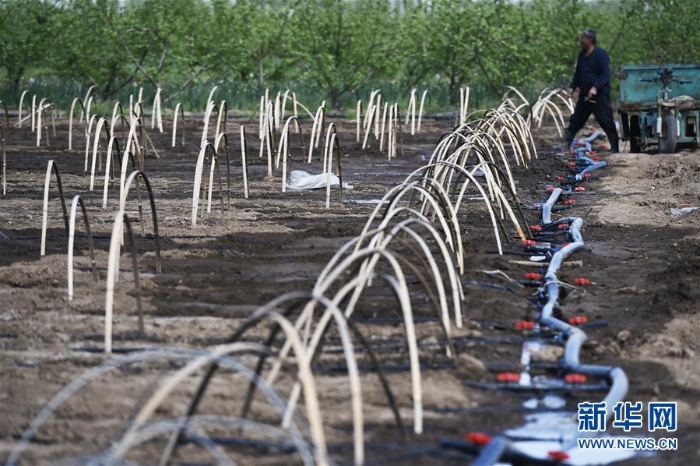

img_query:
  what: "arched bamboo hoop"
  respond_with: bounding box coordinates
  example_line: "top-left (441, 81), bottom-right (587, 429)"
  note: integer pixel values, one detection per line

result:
top-left (67, 195), bottom-right (98, 301)
top-left (40, 160), bottom-right (69, 256)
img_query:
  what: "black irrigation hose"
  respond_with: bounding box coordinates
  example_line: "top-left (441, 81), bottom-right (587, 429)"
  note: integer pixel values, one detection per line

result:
top-left (162, 290), bottom-right (409, 465)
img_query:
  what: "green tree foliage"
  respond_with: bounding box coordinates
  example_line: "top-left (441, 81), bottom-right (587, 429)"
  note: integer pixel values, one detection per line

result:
top-left (0, 0), bottom-right (697, 110)
top-left (0, 0), bottom-right (56, 95)
top-left (290, 0), bottom-right (401, 108)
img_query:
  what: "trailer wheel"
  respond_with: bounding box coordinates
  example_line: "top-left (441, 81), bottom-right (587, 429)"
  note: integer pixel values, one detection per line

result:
top-left (659, 114), bottom-right (678, 154)
top-left (630, 115), bottom-right (641, 153)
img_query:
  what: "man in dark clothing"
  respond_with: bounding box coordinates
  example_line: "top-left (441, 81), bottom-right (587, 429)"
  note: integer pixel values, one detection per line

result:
top-left (564, 29), bottom-right (620, 153)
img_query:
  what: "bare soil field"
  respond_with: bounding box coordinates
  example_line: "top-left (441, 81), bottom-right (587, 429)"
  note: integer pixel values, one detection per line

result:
top-left (0, 114), bottom-right (699, 465)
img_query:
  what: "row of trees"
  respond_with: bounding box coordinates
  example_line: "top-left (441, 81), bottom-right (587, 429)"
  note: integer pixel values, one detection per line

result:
top-left (1, 0), bottom-right (698, 110)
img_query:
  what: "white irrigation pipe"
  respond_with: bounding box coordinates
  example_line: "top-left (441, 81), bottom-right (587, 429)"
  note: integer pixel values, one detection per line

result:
top-left (379, 102), bottom-right (388, 152)
top-left (215, 100), bottom-right (227, 137)
top-left (129, 94), bottom-right (134, 124)
top-left (273, 92), bottom-right (280, 129)
top-left (106, 416), bottom-right (314, 466)
top-left (419, 160), bottom-right (507, 254)
top-left (110, 101), bottom-right (125, 135)
top-left (479, 114), bottom-right (525, 167)
top-left (103, 136), bottom-right (121, 208)
top-left (110, 342), bottom-right (316, 461)
top-left (393, 103), bottom-right (400, 157)
top-left (361, 102), bottom-right (375, 150)
top-left (535, 99), bottom-right (565, 136)
top-left (269, 247), bottom-right (422, 438)
top-left (259, 94), bottom-right (266, 140)
top-left (191, 143), bottom-right (220, 228)
top-left (120, 170), bottom-right (153, 235)
top-left (356, 99), bottom-right (362, 142)
top-left (493, 108), bottom-right (537, 162)
top-left (119, 123), bottom-right (140, 202)
top-left (30, 94), bottom-right (36, 132)
top-left (325, 133), bottom-right (337, 209)
top-left (240, 125), bottom-right (249, 198)
top-left (6, 347), bottom-right (314, 466)
top-left (206, 148), bottom-right (217, 213)
top-left (83, 114), bottom-right (99, 171)
top-left (363, 90), bottom-right (379, 138)
top-left (379, 217), bottom-right (463, 323)
top-left (89, 117), bottom-right (107, 190)
top-left (481, 111), bottom-right (529, 166)
top-left (83, 85), bottom-right (96, 121)
top-left (67, 195), bottom-right (97, 301)
top-left (265, 101), bottom-right (274, 175)
top-left (387, 104), bottom-right (394, 159)
top-left (406, 88), bottom-right (417, 135)
top-left (333, 182), bottom-right (464, 322)
top-left (234, 311), bottom-right (333, 464)
top-left (321, 123), bottom-right (337, 175)
top-left (201, 100), bottom-right (216, 148)
top-left (274, 294), bottom-right (364, 465)
top-left (151, 87), bottom-right (163, 133)
top-left (67, 198), bottom-right (80, 301)
top-left (109, 416), bottom-right (235, 466)
top-left (307, 103), bottom-right (325, 162)
top-left (40, 160), bottom-right (60, 256)
top-left (35, 98), bottom-right (46, 147)
top-left (18, 90), bottom-right (28, 128)
top-left (172, 102), bottom-right (184, 147)
top-left (135, 87), bottom-right (143, 108)
top-left (503, 86), bottom-right (529, 108)
top-left (374, 94), bottom-right (382, 138)
top-left (439, 158), bottom-right (525, 241)
top-left (460, 87), bottom-right (470, 126)
top-left (321, 247), bottom-right (422, 433)
top-left (282, 89), bottom-right (291, 122)
top-left (357, 180), bottom-right (459, 260)
top-left (467, 129), bottom-right (518, 193)
top-left (355, 219), bottom-right (460, 337)
top-left (104, 211), bottom-right (127, 355)
top-left (86, 95), bottom-right (94, 125)
top-left (278, 116), bottom-right (303, 193)
top-left (417, 90), bottom-right (428, 132)
top-left (350, 205), bottom-right (461, 326)
top-left (1, 123), bottom-right (5, 195)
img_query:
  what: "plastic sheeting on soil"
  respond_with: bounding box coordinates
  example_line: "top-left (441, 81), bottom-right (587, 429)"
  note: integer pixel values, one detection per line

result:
top-left (502, 412), bottom-right (648, 465)
top-left (285, 170), bottom-right (353, 190)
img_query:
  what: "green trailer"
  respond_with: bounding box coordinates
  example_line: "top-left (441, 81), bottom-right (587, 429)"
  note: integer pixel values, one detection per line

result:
top-left (617, 64), bottom-right (700, 153)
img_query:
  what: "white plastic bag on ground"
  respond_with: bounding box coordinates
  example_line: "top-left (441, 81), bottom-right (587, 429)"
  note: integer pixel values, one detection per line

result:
top-left (286, 170), bottom-right (353, 190)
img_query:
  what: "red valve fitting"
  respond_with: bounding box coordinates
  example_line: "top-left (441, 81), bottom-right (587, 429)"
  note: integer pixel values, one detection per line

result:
top-left (569, 316), bottom-right (589, 325)
top-left (548, 451), bottom-right (571, 461)
top-left (466, 432), bottom-right (492, 446)
top-left (497, 372), bottom-right (521, 383)
top-left (564, 373), bottom-right (587, 384)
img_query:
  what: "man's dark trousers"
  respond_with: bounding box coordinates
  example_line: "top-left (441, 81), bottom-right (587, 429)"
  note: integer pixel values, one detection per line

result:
top-left (564, 91), bottom-right (619, 152)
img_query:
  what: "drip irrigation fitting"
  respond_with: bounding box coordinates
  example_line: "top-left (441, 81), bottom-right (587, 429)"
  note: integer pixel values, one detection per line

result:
top-left (568, 130), bottom-right (604, 153)
top-left (575, 161), bottom-right (607, 180)
top-left (470, 147), bottom-right (628, 464)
